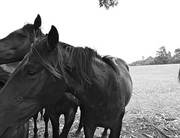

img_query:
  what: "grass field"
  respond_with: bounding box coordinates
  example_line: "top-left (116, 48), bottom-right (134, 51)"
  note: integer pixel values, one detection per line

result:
top-left (28, 64), bottom-right (180, 138)
top-left (126, 64), bottom-right (180, 138)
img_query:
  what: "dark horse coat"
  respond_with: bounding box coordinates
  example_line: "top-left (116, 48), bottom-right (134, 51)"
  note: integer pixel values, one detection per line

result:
top-left (0, 26), bottom-right (132, 138)
top-left (0, 66), bottom-right (29, 138)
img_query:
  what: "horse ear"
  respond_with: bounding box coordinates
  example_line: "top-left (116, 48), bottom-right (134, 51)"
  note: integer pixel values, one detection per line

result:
top-left (47, 25), bottom-right (59, 51)
top-left (33, 14), bottom-right (41, 30)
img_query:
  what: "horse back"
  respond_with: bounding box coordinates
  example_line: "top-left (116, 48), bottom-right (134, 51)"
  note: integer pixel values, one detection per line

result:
top-left (101, 56), bottom-right (132, 106)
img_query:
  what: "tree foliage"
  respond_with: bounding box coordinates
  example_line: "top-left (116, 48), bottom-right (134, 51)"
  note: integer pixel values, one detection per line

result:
top-left (155, 46), bottom-right (169, 64)
top-left (174, 48), bottom-right (180, 58)
top-left (99, 0), bottom-right (118, 9)
top-left (130, 46), bottom-right (180, 66)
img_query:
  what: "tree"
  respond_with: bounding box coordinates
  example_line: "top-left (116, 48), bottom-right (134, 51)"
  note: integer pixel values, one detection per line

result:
top-left (155, 46), bottom-right (168, 64)
top-left (141, 56), bottom-right (145, 60)
top-left (174, 48), bottom-right (180, 58)
top-left (156, 46), bottom-right (168, 57)
top-left (171, 48), bottom-right (180, 63)
top-left (130, 46), bottom-right (180, 66)
top-left (167, 51), bottom-right (171, 58)
top-left (99, 0), bottom-right (118, 9)
top-left (144, 56), bottom-right (155, 65)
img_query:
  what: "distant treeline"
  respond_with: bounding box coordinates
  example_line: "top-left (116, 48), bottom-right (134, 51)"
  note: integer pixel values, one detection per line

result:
top-left (130, 46), bottom-right (180, 66)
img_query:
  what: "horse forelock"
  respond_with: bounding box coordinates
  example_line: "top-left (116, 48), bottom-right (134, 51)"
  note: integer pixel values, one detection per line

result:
top-left (30, 38), bottom-right (65, 80)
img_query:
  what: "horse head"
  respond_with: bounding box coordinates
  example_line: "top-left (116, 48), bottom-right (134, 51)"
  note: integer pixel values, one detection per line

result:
top-left (0, 26), bottom-right (67, 136)
top-left (0, 14), bottom-right (44, 64)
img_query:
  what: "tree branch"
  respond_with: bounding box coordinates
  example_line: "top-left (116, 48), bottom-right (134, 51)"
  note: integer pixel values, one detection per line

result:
top-left (99, 0), bottom-right (118, 9)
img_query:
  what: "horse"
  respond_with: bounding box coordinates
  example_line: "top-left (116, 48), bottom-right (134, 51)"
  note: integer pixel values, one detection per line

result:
top-left (0, 14), bottom-right (109, 138)
top-left (0, 14), bottom-right (87, 138)
top-left (0, 66), bottom-right (29, 138)
top-left (0, 25), bottom-right (132, 138)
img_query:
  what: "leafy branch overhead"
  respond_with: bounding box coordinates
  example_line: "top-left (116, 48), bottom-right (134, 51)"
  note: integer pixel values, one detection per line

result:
top-left (99, 0), bottom-right (118, 9)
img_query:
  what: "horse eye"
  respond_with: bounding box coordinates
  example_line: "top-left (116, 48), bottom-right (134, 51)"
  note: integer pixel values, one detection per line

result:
top-left (24, 68), bottom-right (37, 78)
top-left (26, 70), bottom-right (36, 76)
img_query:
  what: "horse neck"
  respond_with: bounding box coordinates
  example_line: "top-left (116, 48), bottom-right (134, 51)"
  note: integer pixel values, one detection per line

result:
top-left (57, 44), bottom-right (107, 106)
top-left (64, 58), bottom-right (109, 107)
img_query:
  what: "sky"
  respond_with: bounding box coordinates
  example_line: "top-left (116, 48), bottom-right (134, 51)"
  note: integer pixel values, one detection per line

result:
top-left (0, 0), bottom-right (180, 63)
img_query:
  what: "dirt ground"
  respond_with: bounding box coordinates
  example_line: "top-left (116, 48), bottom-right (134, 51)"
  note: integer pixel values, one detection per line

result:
top-left (28, 108), bottom-right (180, 138)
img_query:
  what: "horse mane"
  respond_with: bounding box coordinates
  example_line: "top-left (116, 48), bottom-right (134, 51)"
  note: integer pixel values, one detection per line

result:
top-left (32, 36), bottom-right (65, 80)
top-left (60, 44), bottom-right (101, 87)
top-left (60, 41), bottom-right (74, 49)
top-left (72, 47), bottom-right (99, 85)
top-left (32, 37), bottom-right (101, 88)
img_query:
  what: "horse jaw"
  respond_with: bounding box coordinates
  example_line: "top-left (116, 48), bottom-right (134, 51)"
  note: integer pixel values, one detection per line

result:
top-left (0, 40), bottom-right (28, 64)
top-left (0, 99), bottom-right (42, 137)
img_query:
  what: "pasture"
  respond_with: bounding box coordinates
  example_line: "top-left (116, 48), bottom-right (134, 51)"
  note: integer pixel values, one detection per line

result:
top-left (14, 64), bottom-right (180, 137)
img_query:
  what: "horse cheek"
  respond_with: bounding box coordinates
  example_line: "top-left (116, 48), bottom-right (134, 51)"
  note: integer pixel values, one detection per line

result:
top-left (37, 76), bottom-right (66, 105)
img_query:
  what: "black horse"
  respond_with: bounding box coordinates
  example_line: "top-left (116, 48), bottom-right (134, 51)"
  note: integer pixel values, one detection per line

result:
top-left (0, 14), bottom-right (109, 138)
top-left (0, 14), bottom-right (85, 138)
top-left (0, 26), bottom-right (132, 138)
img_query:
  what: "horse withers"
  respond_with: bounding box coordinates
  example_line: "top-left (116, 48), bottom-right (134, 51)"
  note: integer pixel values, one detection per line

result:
top-left (0, 26), bottom-right (132, 138)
